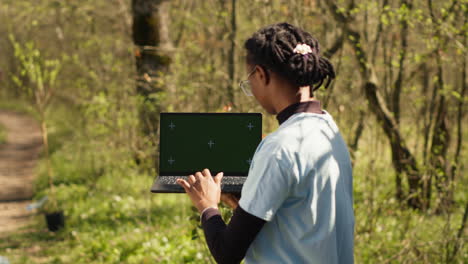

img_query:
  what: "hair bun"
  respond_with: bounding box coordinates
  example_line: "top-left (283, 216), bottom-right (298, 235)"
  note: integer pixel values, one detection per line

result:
top-left (286, 52), bottom-right (322, 87)
top-left (244, 23), bottom-right (336, 93)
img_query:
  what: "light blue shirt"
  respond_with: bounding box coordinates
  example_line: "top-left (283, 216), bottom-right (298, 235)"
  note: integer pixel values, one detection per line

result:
top-left (239, 112), bottom-right (354, 264)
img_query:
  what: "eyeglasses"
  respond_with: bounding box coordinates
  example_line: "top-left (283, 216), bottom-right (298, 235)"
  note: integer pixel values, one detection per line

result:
top-left (239, 67), bottom-right (256, 97)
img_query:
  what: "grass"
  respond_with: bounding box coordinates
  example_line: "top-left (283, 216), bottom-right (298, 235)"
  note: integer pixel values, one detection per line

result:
top-left (0, 99), bottom-right (219, 263)
top-left (350, 122), bottom-right (468, 264)
top-left (0, 99), bottom-right (466, 263)
top-left (0, 123), bottom-right (6, 144)
top-left (0, 98), bottom-right (39, 119)
top-left (1, 151), bottom-right (218, 263)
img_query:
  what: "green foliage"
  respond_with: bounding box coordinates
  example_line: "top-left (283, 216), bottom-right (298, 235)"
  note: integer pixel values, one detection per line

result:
top-left (9, 35), bottom-right (61, 114)
top-left (0, 0), bottom-right (466, 263)
top-left (352, 140), bottom-right (467, 263)
top-left (9, 33), bottom-right (64, 212)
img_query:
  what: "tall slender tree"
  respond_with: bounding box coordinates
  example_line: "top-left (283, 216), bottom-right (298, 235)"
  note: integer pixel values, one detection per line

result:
top-left (325, 0), bottom-right (424, 209)
top-left (131, 0), bottom-right (172, 138)
top-left (227, 0), bottom-right (236, 107)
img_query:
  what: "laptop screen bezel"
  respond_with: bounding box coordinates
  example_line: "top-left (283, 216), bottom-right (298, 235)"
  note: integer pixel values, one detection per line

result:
top-left (158, 112), bottom-right (262, 176)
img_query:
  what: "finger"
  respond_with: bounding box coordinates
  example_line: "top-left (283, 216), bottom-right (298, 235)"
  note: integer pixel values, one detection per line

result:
top-left (188, 175), bottom-right (196, 185)
top-left (202, 168), bottom-right (211, 178)
top-left (176, 179), bottom-right (191, 192)
top-left (214, 172), bottom-right (224, 186)
top-left (194, 172), bottom-right (204, 181)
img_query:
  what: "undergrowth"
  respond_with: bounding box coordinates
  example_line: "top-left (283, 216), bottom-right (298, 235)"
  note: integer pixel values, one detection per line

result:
top-left (0, 99), bottom-right (466, 263)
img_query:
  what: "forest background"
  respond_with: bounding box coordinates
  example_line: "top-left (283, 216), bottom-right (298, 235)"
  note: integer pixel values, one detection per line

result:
top-left (0, 0), bottom-right (466, 263)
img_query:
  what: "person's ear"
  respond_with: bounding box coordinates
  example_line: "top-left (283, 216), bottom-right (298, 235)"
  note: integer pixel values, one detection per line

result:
top-left (255, 65), bottom-right (270, 85)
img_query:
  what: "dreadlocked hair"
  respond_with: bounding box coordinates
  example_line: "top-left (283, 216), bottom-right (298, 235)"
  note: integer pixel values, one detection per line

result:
top-left (244, 22), bottom-right (335, 94)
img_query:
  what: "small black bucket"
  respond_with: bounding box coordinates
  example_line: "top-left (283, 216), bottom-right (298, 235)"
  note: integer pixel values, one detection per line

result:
top-left (45, 211), bottom-right (65, 232)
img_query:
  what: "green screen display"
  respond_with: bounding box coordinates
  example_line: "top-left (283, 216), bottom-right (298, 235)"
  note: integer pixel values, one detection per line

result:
top-left (159, 113), bottom-right (262, 176)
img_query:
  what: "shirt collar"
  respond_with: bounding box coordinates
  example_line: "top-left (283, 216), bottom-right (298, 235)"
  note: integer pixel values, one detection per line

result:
top-left (276, 100), bottom-right (323, 125)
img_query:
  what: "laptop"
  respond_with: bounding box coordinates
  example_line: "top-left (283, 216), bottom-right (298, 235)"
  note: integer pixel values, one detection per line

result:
top-left (150, 112), bottom-right (262, 193)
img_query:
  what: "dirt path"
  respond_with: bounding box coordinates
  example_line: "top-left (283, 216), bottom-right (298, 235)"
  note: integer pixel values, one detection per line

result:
top-left (0, 110), bottom-right (42, 234)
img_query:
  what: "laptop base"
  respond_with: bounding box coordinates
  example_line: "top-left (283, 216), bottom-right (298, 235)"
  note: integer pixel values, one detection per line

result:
top-left (151, 176), bottom-right (245, 194)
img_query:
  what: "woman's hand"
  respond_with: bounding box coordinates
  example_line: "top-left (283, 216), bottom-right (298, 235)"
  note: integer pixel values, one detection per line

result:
top-left (177, 168), bottom-right (223, 213)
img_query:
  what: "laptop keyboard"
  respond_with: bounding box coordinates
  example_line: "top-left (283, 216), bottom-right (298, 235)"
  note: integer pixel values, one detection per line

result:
top-left (153, 176), bottom-right (245, 193)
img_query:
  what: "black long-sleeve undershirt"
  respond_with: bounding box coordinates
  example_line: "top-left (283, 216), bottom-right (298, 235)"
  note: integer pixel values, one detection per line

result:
top-left (201, 207), bottom-right (266, 264)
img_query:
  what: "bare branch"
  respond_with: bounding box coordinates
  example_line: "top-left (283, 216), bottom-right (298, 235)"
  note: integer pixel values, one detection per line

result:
top-left (323, 33), bottom-right (345, 59)
top-left (325, 0), bottom-right (424, 209)
top-left (392, 0), bottom-right (412, 124)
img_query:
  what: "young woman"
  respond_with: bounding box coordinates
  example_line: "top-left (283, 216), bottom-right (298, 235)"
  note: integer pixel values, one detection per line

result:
top-left (177, 22), bottom-right (354, 264)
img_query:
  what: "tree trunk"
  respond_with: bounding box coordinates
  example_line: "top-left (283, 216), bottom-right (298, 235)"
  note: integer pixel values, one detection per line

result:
top-left (419, 63), bottom-right (432, 206)
top-left (392, 0), bottom-right (411, 124)
top-left (131, 0), bottom-right (172, 137)
top-left (325, 1), bottom-right (425, 209)
top-left (451, 10), bottom-right (467, 191)
top-left (427, 0), bottom-right (453, 213)
top-left (40, 116), bottom-right (57, 210)
top-left (227, 0), bottom-right (236, 106)
top-left (431, 55), bottom-right (451, 213)
top-left (371, 0), bottom-right (389, 64)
